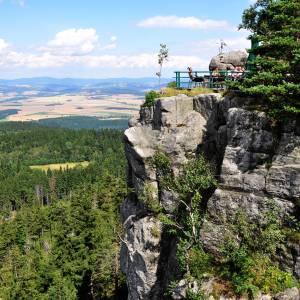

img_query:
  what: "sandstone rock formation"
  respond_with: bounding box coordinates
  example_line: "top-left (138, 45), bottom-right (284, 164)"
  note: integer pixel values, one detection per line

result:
top-left (120, 93), bottom-right (300, 300)
top-left (209, 51), bottom-right (248, 70)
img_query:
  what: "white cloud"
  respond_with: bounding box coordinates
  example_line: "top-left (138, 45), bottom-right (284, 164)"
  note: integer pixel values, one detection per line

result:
top-left (0, 51), bottom-right (71, 68)
top-left (137, 15), bottom-right (231, 30)
top-left (0, 48), bottom-right (206, 70)
top-left (188, 37), bottom-right (250, 60)
top-left (198, 37), bottom-right (250, 51)
top-left (99, 36), bottom-right (117, 51)
top-left (73, 53), bottom-right (206, 70)
top-left (41, 28), bottom-right (99, 56)
top-left (110, 36), bottom-right (117, 42)
top-left (0, 38), bottom-right (9, 53)
top-left (0, 30), bottom-right (209, 73)
top-left (225, 37), bottom-right (251, 50)
top-left (99, 43), bottom-right (117, 51)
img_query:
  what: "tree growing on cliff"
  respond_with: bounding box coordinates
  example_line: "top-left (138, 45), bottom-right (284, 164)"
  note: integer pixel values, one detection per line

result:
top-left (156, 44), bottom-right (169, 86)
top-left (232, 0), bottom-right (300, 119)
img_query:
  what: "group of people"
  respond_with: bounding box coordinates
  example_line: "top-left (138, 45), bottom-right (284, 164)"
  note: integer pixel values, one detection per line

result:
top-left (186, 64), bottom-right (245, 89)
top-left (231, 65), bottom-right (245, 79)
top-left (211, 65), bottom-right (245, 79)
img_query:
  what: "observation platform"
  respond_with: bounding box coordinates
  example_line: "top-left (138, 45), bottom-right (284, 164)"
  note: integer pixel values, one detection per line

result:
top-left (174, 70), bottom-right (246, 90)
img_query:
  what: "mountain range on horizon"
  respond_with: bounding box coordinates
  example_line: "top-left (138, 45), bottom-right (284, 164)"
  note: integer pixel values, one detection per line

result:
top-left (0, 76), bottom-right (172, 85)
top-left (0, 76), bottom-right (172, 98)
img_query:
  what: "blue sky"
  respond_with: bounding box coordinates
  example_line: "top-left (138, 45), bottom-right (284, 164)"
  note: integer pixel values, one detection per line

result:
top-left (0, 0), bottom-right (254, 78)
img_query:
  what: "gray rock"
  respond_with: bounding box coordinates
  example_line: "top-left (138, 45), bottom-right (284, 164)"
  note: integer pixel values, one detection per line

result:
top-left (193, 93), bottom-right (222, 119)
top-left (120, 92), bottom-right (300, 299)
top-left (171, 279), bottom-right (199, 300)
top-left (140, 106), bottom-right (154, 125)
top-left (154, 95), bottom-right (193, 128)
top-left (278, 241), bottom-right (300, 280)
top-left (120, 193), bottom-right (146, 222)
top-left (128, 116), bottom-right (139, 127)
top-left (273, 288), bottom-right (300, 300)
top-left (160, 189), bottom-right (179, 213)
top-left (121, 215), bottom-right (162, 300)
top-left (209, 50), bottom-right (248, 70)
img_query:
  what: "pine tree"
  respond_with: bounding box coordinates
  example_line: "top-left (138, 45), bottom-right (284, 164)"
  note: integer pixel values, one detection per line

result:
top-left (232, 0), bottom-right (300, 119)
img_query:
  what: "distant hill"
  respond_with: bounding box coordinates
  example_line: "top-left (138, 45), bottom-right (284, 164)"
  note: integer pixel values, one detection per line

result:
top-left (0, 109), bottom-right (20, 120)
top-left (37, 116), bottom-right (129, 130)
top-left (0, 76), bottom-right (171, 85)
top-left (0, 117), bottom-right (129, 130)
top-left (0, 77), bottom-right (172, 96)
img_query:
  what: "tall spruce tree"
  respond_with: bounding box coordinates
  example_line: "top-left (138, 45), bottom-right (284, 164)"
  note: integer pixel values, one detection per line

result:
top-left (233, 0), bottom-right (300, 119)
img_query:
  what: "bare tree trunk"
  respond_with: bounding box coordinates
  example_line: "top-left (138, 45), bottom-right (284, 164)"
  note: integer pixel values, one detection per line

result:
top-left (159, 64), bottom-right (162, 86)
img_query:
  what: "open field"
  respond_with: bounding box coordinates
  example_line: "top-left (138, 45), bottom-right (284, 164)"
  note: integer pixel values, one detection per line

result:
top-left (30, 161), bottom-right (90, 171)
top-left (0, 93), bottom-right (143, 121)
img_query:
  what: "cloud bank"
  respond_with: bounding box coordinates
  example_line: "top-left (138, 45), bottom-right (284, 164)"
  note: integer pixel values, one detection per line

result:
top-left (40, 28), bottom-right (99, 56)
top-left (137, 15), bottom-right (231, 30)
top-left (0, 49), bottom-right (206, 70)
top-left (0, 26), bottom-right (250, 77)
top-left (0, 28), bottom-right (208, 71)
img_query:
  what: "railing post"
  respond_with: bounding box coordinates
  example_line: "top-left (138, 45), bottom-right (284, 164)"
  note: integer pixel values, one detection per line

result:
top-left (209, 71), bottom-right (213, 89)
top-left (175, 72), bottom-right (179, 88)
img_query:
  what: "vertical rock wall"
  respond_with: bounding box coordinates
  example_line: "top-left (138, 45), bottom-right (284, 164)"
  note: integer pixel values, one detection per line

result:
top-left (120, 93), bottom-right (300, 300)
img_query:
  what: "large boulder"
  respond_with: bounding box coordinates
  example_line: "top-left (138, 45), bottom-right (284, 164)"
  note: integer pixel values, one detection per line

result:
top-left (209, 50), bottom-right (248, 70)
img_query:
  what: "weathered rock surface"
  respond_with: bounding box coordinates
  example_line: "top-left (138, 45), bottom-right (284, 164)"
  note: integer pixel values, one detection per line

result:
top-left (209, 50), bottom-right (248, 70)
top-left (273, 288), bottom-right (300, 300)
top-left (120, 93), bottom-right (300, 300)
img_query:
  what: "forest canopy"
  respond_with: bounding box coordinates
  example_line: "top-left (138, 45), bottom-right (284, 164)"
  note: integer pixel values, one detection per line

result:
top-left (0, 122), bottom-right (128, 299)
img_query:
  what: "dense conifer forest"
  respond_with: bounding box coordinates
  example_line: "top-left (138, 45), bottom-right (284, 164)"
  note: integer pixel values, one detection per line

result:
top-left (0, 122), bottom-right (128, 299)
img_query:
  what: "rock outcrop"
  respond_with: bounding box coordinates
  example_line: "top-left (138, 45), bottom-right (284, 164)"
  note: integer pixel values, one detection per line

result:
top-left (120, 93), bottom-right (300, 300)
top-left (209, 51), bottom-right (248, 70)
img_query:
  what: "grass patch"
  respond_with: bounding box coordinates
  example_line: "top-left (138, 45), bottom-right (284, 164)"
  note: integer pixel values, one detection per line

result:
top-left (30, 161), bottom-right (89, 172)
top-left (161, 87), bottom-right (216, 97)
top-left (142, 87), bottom-right (218, 107)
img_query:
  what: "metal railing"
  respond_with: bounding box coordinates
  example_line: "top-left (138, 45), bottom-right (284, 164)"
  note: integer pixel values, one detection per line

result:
top-left (174, 70), bottom-right (246, 89)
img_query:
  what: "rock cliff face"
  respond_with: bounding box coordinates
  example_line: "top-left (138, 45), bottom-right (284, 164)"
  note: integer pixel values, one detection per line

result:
top-left (120, 93), bottom-right (300, 300)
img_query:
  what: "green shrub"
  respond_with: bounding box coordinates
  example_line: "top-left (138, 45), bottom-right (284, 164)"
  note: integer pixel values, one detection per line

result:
top-left (142, 90), bottom-right (160, 107)
top-left (186, 289), bottom-right (205, 300)
top-left (172, 156), bottom-right (217, 198)
top-left (167, 81), bottom-right (177, 88)
top-left (140, 183), bottom-right (161, 214)
top-left (284, 215), bottom-right (300, 243)
top-left (285, 229), bottom-right (300, 244)
top-left (151, 151), bottom-right (172, 175)
top-left (260, 265), bottom-right (297, 294)
top-left (157, 155), bottom-right (218, 283)
top-left (220, 203), bottom-right (298, 297)
top-left (187, 246), bottom-right (213, 280)
top-left (221, 249), bottom-right (297, 297)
